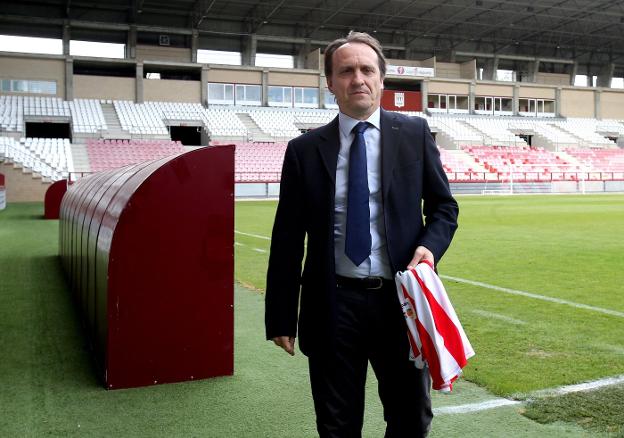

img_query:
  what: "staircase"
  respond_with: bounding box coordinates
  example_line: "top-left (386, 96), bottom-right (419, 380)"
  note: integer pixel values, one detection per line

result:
top-left (101, 103), bottom-right (131, 139)
top-left (235, 113), bottom-right (274, 142)
top-left (70, 143), bottom-right (91, 173)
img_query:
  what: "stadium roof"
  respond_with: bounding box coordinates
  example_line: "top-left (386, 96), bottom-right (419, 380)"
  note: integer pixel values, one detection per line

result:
top-left (1, 0), bottom-right (623, 74)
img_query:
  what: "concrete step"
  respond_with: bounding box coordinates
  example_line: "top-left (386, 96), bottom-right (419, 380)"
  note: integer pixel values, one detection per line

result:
top-left (101, 103), bottom-right (130, 138)
top-left (235, 113), bottom-right (274, 142)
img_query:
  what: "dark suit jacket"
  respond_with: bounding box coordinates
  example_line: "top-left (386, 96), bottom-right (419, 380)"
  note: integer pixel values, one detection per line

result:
top-left (265, 109), bottom-right (459, 356)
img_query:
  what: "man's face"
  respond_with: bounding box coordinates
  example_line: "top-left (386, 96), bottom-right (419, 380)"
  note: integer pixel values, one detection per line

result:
top-left (327, 42), bottom-right (384, 120)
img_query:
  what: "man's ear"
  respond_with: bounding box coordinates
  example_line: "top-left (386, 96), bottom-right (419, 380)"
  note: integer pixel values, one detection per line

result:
top-left (326, 77), bottom-right (334, 93)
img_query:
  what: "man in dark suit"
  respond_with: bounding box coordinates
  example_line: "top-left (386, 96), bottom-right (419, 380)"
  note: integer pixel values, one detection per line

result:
top-left (265, 31), bottom-right (459, 437)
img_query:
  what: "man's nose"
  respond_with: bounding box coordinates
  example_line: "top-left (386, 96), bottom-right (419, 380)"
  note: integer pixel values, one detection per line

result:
top-left (352, 70), bottom-right (365, 84)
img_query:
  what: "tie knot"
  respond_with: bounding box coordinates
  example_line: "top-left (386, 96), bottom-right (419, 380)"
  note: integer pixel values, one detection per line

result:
top-left (353, 121), bottom-right (369, 135)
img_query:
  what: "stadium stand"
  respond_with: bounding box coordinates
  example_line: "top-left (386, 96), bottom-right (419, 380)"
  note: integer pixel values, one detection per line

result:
top-left (0, 136), bottom-right (70, 180)
top-left (234, 142), bottom-right (286, 182)
top-left (555, 118), bottom-right (617, 149)
top-left (0, 95), bottom-right (24, 132)
top-left (69, 99), bottom-right (107, 134)
top-left (247, 108), bottom-right (336, 140)
top-left (462, 145), bottom-right (582, 182)
top-left (1, 95), bottom-right (107, 134)
top-left (427, 116), bottom-right (484, 148)
top-left (86, 139), bottom-right (185, 172)
top-left (565, 148), bottom-right (624, 173)
top-left (3, 93), bottom-right (624, 188)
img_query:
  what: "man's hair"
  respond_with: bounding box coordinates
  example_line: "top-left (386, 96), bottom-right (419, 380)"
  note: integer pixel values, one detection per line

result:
top-left (324, 31), bottom-right (387, 78)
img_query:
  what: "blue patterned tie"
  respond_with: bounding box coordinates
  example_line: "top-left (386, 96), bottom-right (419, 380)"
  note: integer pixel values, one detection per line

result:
top-left (345, 121), bottom-right (371, 266)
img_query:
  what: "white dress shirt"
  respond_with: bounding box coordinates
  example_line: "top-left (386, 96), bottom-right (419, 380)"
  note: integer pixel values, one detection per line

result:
top-left (334, 108), bottom-right (393, 279)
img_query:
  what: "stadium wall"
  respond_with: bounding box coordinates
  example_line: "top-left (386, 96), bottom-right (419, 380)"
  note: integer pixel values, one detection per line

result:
top-left (144, 79), bottom-right (201, 102)
top-left (560, 88), bottom-right (595, 117)
top-left (600, 91), bottom-right (624, 119)
top-left (475, 83), bottom-right (514, 97)
top-left (207, 68), bottom-right (262, 85)
top-left (0, 54), bottom-right (65, 98)
top-left (4, 53), bottom-right (624, 119)
top-left (518, 86), bottom-right (556, 99)
top-left (136, 45), bottom-right (192, 63)
top-left (1, 161), bottom-right (50, 202)
top-left (305, 48), bottom-right (321, 70)
top-left (435, 62), bottom-right (463, 79)
top-left (233, 181), bottom-right (624, 198)
top-left (74, 75), bottom-right (136, 100)
top-left (460, 60), bottom-right (477, 80)
top-left (428, 80), bottom-right (470, 95)
top-left (535, 73), bottom-right (569, 86)
top-left (268, 71), bottom-right (318, 87)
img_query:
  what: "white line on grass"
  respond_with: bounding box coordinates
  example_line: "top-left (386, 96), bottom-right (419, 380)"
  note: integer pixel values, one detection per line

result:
top-left (234, 241), bottom-right (266, 253)
top-left (469, 309), bottom-right (527, 325)
top-left (435, 374), bottom-right (624, 415)
top-left (433, 398), bottom-right (521, 415)
top-left (441, 275), bottom-right (624, 319)
top-left (529, 374), bottom-right (624, 398)
top-left (235, 230), bottom-right (271, 240)
top-left (593, 344), bottom-right (624, 355)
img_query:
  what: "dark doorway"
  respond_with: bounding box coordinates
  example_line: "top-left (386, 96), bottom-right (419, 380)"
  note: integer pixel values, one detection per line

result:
top-left (25, 122), bottom-right (71, 140)
top-left (170, 126), bottom-right (202, 146)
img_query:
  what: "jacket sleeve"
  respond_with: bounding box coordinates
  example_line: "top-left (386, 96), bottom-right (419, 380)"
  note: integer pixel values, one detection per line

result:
top-left (265, 141), bottom-right (307, 340)
top-left (417, 119), bottom-right (459, 263)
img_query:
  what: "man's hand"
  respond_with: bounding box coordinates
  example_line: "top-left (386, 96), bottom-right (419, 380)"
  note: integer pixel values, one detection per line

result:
top-left (272, 336), bottom-right (296, 356)
top-left (407, 245), bottom-right (435, 270)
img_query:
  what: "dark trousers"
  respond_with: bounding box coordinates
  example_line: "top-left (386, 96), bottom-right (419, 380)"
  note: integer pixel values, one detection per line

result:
top-left (308, 283), bottom-right (433, 438)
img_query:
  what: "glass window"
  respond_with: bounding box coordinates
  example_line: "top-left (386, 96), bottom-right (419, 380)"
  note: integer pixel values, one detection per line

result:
top-left (324, 90), bottom-right (337, 108)
top-left (268, 86), bottom-right (292, 107)
top-left (294, 87), bottom-right (318, 108)
top-left (209, 83), bottom-right (224, 100)
top-left (235, 84), bottom-right (261, 105)
top-left (224, 84), bottom-right (233, 101)
top-left (14, 80), bottom-right (27, 92)
top-left (1, 79), bottom-right (10, 92)
top-left (208, 82), bottom-right (234, 105)
top-left (29, 80), bottom-right (56, 94)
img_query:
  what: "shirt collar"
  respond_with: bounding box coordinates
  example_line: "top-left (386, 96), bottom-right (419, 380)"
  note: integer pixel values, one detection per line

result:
top-left (338, 107), bottom-right (381, 137)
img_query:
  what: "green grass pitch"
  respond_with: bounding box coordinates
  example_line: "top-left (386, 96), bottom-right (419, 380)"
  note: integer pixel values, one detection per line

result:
top-left (236, 194), bottom-right (624, 396)
top-left (2, 194), bottom-right (623, 436)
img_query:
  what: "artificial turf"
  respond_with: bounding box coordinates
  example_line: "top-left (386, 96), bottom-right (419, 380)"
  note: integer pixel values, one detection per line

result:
top-left (1, 199), bottom-right (620, 437)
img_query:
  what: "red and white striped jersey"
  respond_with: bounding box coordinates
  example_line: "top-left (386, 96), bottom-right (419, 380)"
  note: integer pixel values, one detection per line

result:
top-left (395, 261), bottom-right (475, 392)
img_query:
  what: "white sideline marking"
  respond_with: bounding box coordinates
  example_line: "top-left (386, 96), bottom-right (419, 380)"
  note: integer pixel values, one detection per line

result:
top-left (593, 344), bottom-right (624, 355)
top-left (470, 309), bottom-right (527, 325)
top-left (530, 374), bottom-right (624, 398)
top-left (235, 230), bottom-right (271, 240)
top-left (441, 275), bottom-right (624, 319)
top-left (434, 374), bottom-right (624, 415)
top-left (252, 248), bottom-right (267, 253)
top-left (433, 398), bottom-right (521, 415)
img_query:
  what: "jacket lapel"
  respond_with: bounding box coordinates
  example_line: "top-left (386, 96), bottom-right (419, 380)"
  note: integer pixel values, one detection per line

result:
top-left (316, 116), bottom-right (341, 185)
top-left (381, 109), bottom-right (402, 198)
